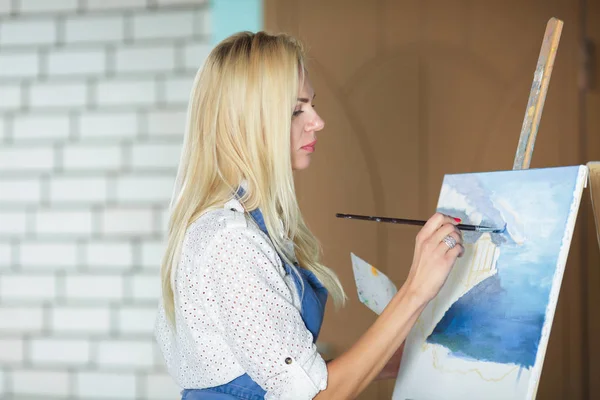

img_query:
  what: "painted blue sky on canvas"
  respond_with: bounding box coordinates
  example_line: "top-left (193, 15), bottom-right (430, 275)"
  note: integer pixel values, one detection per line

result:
top-left (427, 166), bottom-right (580, 368)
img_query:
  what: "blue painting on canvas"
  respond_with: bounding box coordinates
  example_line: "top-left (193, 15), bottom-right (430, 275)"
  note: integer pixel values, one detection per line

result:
top-left (426, 166), bottom-right (581, 368)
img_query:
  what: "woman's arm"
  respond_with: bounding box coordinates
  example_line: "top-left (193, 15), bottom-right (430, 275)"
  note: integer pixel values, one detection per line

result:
top-left (325, 342), bottom-right (403, 382)
top-left (315, 213), bottom-right (464, 399)
top-left (374, 342), bottom-right (404, 381)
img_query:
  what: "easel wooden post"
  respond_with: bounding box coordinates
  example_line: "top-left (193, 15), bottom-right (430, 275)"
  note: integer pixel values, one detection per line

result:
top-left (512, 18), bottom-right (563, 170)
top-left (587, 162), bottom-right (600, 251)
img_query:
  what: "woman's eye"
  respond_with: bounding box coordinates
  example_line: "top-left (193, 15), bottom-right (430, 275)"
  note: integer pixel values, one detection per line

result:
top-left (292, 110), bottom-right (303, 117)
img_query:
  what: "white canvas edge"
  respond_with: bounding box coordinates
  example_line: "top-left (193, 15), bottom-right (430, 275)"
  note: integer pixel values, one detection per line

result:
top-left (525, 164), bottom-right (589, 399)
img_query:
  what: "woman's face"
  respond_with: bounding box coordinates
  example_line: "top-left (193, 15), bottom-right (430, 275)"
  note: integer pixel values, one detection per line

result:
top-left (290, 75), bottom-right (324, 170)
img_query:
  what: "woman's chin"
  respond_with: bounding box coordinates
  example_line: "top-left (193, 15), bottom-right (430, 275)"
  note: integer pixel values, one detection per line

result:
top-left (292, 155), bottom-right (312, 171)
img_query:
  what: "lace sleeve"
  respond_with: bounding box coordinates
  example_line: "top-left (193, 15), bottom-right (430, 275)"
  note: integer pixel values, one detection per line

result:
top-left (196, 224), bottom-right (328, 399)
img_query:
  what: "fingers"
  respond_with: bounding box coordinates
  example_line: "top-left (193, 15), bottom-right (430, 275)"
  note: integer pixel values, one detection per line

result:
top-left (445, 242), bottom-right (465, 260)
top-left (435, 227), bottom-right (464, 258)
top-left (418, 213), bottom-right (460, 242)
top-left (431, 223), bottom-right (463, 247)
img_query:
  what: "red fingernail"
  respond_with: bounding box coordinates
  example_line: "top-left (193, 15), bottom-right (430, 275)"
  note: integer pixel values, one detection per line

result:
top-left (454, 217), bottom-right (462, 223)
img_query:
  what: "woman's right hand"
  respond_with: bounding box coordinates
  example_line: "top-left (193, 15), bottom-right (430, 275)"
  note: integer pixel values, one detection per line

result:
top-left (406, 213), bottom-right (464, 305)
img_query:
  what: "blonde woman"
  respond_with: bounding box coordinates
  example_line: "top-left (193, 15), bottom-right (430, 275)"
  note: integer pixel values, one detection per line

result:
top-left (154, 31), bottom-right (464, 400)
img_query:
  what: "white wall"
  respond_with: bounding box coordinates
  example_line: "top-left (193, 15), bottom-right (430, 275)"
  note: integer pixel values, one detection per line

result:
top-left (0, 0), bottom-right (211, 398)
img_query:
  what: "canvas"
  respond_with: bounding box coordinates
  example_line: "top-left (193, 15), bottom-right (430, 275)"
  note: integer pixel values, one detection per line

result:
top-left (392, 165), bottom-right (588, 400)
top-left (351, 252), bottom-right (397, 315)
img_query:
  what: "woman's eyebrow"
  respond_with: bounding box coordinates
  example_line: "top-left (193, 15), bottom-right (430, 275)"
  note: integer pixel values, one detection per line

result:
top-left (296, 94), bottom-right (316, 103)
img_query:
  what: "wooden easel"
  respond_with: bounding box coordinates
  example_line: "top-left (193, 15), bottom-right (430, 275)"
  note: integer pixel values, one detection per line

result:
top-left (512, 17), bottom-right (563, 170)
top-left (513, 18), bottom-right (600, 253)
top-left (588, 162), bottom-right (600, 251)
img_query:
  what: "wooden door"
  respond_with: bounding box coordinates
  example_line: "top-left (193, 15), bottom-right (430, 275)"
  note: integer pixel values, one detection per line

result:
top-left (264, 1), bottom-right (596, 398)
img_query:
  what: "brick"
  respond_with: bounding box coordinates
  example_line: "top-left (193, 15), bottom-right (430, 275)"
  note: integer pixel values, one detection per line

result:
top-left (0, 306), bottom-right (44, 332)
top-left (156, 0), bottom-right (206, 4)
top-left (130, 274), bottom-right (160, 302)
top-left (0, 338), bottom-right (24, 363)
top-left (164, 75), bottom-right (195, 104)
top-left (117, 306), bottom-right (156, 335)
top-left (0, 274), bottom-right (55, 301)
top-left (0, 0), bottom-right (11, 14)
top-left (51, 306), bottom-right (110, 334)
top-left (141, 239), bottom-right (165, 270)
top-left (96, 79), bottom-right (157, 107)
top-left (183, 42), bottom-right (211, 70)
top-left (76, 372), bottom-right (136, 399)
top-left (96, 340), bottom-right (154, 368)
top-left (133, 10), bottom-right (194, 40)
top-left (0, 147), bottom-right (54, 172)
top-left (48, 49), bottom-right (106, 76)
top-left (159, 205), bottom-right (170, 231)
top-left (115, 174), bottom-right (174, 204)
top-left (85, 0), bottom-right (146, 10)
top-left (100, 208), bottom-right (155, 236)
top-left (85, 241), bottom-right (134, 270)
top-left (0, 53), bottom-right (39, 78)
top-left (146, 372), bottom-right (182, 400)
top-left (79, 111), bottom-right (138, 139)
top-left (0, 19), bottom-right (56, 46)
top-left (0, 84), bottom-right (22, 110)
top-left (131, 142), bottom-right (181, 169)
top-left (31, 338), bottom-right (90, 366)
top-left (29, 81), bottom-right (87, 108)
top-left (116, 44), bottom-right (176, 73)
top-left (19, 0), bottom-right (78, 13)
top-left (63, 144), bottom-right (122, 172)
top-left (13, 114), bottom-right (71, 141)
top-left (0, 211), bottom-right (27, 236)
top-left (0, 242), bottom-right (11, 268)
top-left (147, 109), bottom-right (186, 137)
top-left (34, 210), bottom-right (93, 236)
top-left (65, 15), bottom-right (124, 44)
top-left (12, 369), bottom-right (69, 397)
top-left (20, 241), bottom-right (78, 269)
top-left (65, 274), bottom-right (123, 301)
top-left (194, 7), bottom-right (210, 36)
top-left (0, 179), bottom-right (41, 204)
top-left (50, 176), bottom-right (108, 204)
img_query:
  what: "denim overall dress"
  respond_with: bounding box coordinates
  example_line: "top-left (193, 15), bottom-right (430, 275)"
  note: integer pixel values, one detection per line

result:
top-left (181, 205), bottom-right (329, 400)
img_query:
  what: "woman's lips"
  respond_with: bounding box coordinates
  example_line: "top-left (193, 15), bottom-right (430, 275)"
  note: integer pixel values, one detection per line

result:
top-left (301, 140), bottom-right (317, 152)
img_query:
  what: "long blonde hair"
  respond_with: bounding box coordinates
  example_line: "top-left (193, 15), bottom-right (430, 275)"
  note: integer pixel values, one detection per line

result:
top-left (161, 31), bottom-right (346, 326)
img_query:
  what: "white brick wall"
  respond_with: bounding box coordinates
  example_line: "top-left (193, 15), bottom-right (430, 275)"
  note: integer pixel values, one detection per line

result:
top-left (76, 372), bottom-right (136, 399)
top-left (0, 52), bottom-right (39, 78)
top-left (0, 338), bottom-right (25, 363)
top-left (0, 0), bottom-right (211, 398)
top-left (47, 48), bottom-right (107, 76)
top-left (12, 369), bottom-right (70, 396)
top-left (30, 338), bottom-right (91, 365)
top-left (0, 19), bottom-right (57, 46)
top-left (0, 84), bottom-right (22, 110)
top-left (64, 15), bottom-right (125, 44)
top-left (51, 306), bottom-right (111, 334)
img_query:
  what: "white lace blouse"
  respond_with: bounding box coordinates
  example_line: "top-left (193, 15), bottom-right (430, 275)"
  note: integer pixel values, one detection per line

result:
top-left (154, 198), bottom-right (328, 399)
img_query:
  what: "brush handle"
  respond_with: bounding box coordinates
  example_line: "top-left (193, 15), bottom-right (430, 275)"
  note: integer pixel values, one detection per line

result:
top-left (335, 213), bottom-right (500, 232)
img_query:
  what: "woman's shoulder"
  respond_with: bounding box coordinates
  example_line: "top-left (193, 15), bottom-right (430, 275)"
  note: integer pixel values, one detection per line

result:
top-left (183, 198), bottom-right (268, 255)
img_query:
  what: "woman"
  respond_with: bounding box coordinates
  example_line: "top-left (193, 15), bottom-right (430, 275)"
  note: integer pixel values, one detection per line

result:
top-left (154, 31), bottom-right (464, 400)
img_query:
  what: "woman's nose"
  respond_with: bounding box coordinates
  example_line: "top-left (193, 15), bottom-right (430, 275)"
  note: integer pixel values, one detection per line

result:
top-left (307, 113), bottom-right (325, 132)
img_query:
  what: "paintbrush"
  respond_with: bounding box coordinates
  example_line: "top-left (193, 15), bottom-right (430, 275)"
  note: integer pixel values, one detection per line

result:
top-left (335, 213), bottom-right (506, 233)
